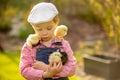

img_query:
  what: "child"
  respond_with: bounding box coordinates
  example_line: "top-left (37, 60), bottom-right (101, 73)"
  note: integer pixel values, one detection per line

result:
top-left (19, 2), bottom-right (76, 80)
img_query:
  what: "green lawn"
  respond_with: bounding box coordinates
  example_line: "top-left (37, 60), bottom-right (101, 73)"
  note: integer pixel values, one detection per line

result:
top-left (0, 52), bottom-right (84, 80)
top-left (0, 52), bottom-right (25, 80)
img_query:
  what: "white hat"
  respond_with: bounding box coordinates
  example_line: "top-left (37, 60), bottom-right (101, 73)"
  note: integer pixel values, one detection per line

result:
top-left (27, 2), bottom-right (59, 24)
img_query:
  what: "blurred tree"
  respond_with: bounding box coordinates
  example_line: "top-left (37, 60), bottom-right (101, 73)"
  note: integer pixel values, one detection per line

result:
top-left (88, 0), bottom-right (120, 55)
top-left (0, 0), bottom-right (12, 33)
top-left (0, 0), bottom-right (8, 16)
top-left (7, 0), bottom-right (46, 11)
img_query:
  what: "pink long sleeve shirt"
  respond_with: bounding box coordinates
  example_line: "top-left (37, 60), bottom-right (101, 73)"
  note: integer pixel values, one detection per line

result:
top-left (19, 38), bottom-right (76, 80)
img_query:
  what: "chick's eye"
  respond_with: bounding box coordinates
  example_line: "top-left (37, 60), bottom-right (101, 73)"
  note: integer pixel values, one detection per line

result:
top-left (55, 54), bottom-right (57, 56)
top-left (64, 29), bottom-right (66, 31)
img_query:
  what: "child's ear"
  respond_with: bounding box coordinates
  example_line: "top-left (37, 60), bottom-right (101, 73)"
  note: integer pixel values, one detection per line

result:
top-left (53, 16), bottom-right (59, 26)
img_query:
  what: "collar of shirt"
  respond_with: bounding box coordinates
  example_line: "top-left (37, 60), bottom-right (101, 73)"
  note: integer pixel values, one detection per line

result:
top-left (39, 37), bottom-right (62, 48)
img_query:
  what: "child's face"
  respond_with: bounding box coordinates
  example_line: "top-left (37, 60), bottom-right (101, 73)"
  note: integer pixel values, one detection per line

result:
top-left (32, 21), bottom-right (56, 42)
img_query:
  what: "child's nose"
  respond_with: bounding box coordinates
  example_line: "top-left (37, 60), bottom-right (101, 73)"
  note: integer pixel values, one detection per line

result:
top-left (42, 30), bottom-right (48, 35)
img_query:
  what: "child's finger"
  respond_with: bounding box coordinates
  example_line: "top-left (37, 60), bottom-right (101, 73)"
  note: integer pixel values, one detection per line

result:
top-left (53, 62), bottom-right (57, 67)
top-left (57, 62), bottom-right (62, 68)
top-left (49, 61), bottom-right (53, 67)
top-left (34, 60), bottom-right (36, 62)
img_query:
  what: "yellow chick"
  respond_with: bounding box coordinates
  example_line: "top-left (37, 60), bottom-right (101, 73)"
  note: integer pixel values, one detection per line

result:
top-left (54, 25), bottom-right (68, 38)
top-left (49, 50), bottom-right (62, 63)
top-left (26, 34), bottom-right (41, 47)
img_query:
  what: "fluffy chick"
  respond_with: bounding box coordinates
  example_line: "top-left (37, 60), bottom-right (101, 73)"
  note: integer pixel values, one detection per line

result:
top-left (54, 25), bottom-right (68, 38)
top-left (49, 50), bottom-right (62, 63)
top-left (26, 34), bottom-right (41, 47)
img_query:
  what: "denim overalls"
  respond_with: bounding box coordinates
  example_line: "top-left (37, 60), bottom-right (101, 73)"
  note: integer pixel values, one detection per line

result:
top-left (36, 41), bottom-right (69, 80)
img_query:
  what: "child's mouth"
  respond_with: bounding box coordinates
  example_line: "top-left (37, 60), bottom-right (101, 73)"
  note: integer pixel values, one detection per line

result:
top-left (42, 37), bottom-right (50, 41)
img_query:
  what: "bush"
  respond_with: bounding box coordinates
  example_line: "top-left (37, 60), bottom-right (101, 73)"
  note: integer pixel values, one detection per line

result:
top-left (0, 7), bottom-right (17, 33)
top-left (18, 26), bottom-right (34, 40)
top-left (0, 19), bottom-right (12, 33)
top-left (89, 0), bottom-right (120, 54)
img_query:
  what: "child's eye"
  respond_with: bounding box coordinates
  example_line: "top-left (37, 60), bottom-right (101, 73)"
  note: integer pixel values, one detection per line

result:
top-left (47, 26), bottom-right (52, 30)
top-left (37, 28), bottom-right (42, 31)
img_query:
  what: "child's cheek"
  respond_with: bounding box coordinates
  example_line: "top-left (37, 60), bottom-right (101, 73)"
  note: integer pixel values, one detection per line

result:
top-left (34, 30), bottom-right (40, 35)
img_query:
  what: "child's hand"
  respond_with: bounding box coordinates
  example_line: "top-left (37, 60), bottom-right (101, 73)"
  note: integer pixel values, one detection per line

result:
top-left (42, 61), bottom-right (63, 78)
top-left (32, 60), bottom-right (48, 71)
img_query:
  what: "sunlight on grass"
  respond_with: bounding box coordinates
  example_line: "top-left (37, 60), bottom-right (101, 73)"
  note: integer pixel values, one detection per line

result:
top-left (69, 75), bottom-right (85, 80)
top-left (0, 52), bottom-right (25, 80)
top-left (74, 50), bottom-right (84, 62)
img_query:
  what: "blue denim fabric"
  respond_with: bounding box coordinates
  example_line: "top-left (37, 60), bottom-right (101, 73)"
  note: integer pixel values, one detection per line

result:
top-left (36, 42), bottom-right (69, 80)
top-left (36, 47), bottom-right (60, 64)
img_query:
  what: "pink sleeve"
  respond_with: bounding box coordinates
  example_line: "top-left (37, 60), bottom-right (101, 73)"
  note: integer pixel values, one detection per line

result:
top-left (56, 40), bottom-right (76, 77)
top-left (19, 43), bottom-right (44, 80)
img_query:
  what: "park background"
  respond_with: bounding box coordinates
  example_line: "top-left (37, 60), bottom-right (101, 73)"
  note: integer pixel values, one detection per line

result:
top-left (0, 0), bottom-right (120, 80)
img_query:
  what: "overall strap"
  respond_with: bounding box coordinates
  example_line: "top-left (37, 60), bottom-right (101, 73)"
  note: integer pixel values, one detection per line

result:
top-left (52, 39), bottom-right (63, 48)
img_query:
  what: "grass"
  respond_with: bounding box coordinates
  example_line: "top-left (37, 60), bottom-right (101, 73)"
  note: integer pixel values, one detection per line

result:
top-left (0, 52), bottom-right (84, 80)
top-left (69, 75), bottom-right (85, 80)
top-left (0, 52), bottom-right (25, 80)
